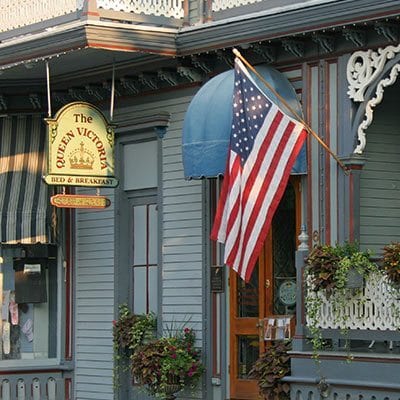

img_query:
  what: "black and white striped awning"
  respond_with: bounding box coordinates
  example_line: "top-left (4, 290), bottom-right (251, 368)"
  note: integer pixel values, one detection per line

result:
top-left (0, 115), bottom-right (50, 244)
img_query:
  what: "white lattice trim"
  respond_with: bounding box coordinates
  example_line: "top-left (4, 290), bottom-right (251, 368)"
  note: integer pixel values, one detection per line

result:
top-left (0, 0), bottom-right (84, 33)
top-left (212, 0), bottom-right (263, 11)
top-left (97, 0), bottom-right (184, 19)
top-left (306, 273), bottom-right (400, 331)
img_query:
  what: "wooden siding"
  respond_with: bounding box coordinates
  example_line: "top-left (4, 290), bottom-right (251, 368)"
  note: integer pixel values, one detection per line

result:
top-left (74, 187), bottom-right (115, 400)
top-left (188, 0), bottom-right (201, 24)
top-left (116, 89), bottom-right (204, 336)
top-left (73, 89), bottom-right (204, 399)
top-left (124, 93), bottom-right (204, 399)
top-left (158, 94), bottom-right (204, 343)
top-left (328, 62), bottom-right (338, 244)
top-left (360, 82), bottom-right (400, 253)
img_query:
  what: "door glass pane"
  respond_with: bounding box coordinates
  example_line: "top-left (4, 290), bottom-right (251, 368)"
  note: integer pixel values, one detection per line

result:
top-left (237, 335), bottom-right (259, 379)
top-left (272, 183), bottom-right (296, 315)
top-left (237, 263), bottom-right (259, 317)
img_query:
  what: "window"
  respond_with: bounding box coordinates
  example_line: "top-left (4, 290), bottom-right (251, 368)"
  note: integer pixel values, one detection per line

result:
top-left (119, 137), bottom-right (159, 316)
top-left (131, 202), bottom-right (158, 315)
top-left (0, 245), bottom-right (58, 361)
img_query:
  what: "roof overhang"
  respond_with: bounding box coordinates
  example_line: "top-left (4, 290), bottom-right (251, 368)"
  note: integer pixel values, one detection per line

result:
top-left (177, 0), bottom-right (400, 54)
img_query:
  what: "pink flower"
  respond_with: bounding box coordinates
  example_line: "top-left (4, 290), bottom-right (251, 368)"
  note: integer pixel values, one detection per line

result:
top-left (112, 320), bottom-right (116, 326)
top-left (171, 353), bottom-right (177, 359)
top-left (184, 328), bottom-right (191, 333)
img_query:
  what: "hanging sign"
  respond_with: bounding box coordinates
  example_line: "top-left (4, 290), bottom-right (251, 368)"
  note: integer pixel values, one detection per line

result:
top-left (51, 194), bottom-right (111, 209)
top-left (44, 102), bottom-right (118, 187)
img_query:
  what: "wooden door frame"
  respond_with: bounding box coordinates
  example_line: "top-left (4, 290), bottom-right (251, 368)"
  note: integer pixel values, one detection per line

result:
top-left (228, 177), bottom-right (301, 400)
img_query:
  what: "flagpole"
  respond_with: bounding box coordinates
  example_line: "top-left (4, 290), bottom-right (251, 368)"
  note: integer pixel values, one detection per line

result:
top-left (232, 48), bottom-right (350, 175)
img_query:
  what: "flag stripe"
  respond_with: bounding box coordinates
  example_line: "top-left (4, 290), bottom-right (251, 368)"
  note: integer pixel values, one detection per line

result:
top-left (244, 128), bottom-right (307, 281)
top-left (211, 58), bottom-right (307, 282)
top-left (236, 120), bottom-right (297, 277)
top-left (226, 111), bottom-right (286, 270)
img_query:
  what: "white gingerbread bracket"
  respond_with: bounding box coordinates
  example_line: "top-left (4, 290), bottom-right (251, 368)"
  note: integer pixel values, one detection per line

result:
top-left (347, 44), bottom-right (400, 154)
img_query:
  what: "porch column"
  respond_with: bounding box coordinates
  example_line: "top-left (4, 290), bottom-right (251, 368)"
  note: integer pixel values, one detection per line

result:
top-left (341, 155), bottom-right (367, 243)
top-left (80, 0), bottom-right (100, 20)
top-left (205, 0), bottom-right (213, 22)
top-left (293, 225), bottom-right (309, 352)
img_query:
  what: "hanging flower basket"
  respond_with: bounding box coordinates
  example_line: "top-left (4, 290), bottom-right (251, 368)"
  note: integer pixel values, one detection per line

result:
top-left (162, 383), bottom-right (182, 399)
top-left (305, 242), bottom-right (376, 297)
top-left (130, 327), bottom-right (204, 398)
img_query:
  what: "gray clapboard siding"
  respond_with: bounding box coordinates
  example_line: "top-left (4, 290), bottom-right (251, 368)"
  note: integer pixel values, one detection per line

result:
top-left (115, 90), bottom-right (204, 398)
top-left (72, 89), bottom-right (204, 399)
top-left (188, 0), bottom-right (200, 24)
top-left (360, 83), bottom-right (400, 253)
top-left (164, 183), bottom-right (201, 193)
top-left (74, 188), bottom-right (115, 400)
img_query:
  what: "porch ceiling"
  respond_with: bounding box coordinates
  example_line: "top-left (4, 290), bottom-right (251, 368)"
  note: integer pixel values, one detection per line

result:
top-left (0, 0), bottom-right (399, 113)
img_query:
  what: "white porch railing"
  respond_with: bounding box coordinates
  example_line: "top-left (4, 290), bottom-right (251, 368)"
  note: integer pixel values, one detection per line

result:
top-left (0, 375), bottom-right (64, 400)
top-left (212, 0), bottom-right (263, 12)
top-left (306, 273), bottom-right (400, 331)
top-left (0, 0), bottom-right (185, 36)
top-left (0, 0), bottom-right (85, 33)
top-left (97, 0), bottom-right (185, 19)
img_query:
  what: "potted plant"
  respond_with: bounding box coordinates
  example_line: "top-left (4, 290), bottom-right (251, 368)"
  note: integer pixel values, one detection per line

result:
top-left (112, 304), bottom-right (157, 388)
top-left (305, 242), bottom-right (376, 297)
top-left (249, 340), bottom-right (291, 400)
top-left (304, 242), bottom-right (377, 360)
top-left (382, 242), bottom-right (400, 289)
top-left (131, 327), bottom-right (204, 399)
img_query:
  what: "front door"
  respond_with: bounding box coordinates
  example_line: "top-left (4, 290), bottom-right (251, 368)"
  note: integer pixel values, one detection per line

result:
top-left (229, 179), bottom-right (300, 399)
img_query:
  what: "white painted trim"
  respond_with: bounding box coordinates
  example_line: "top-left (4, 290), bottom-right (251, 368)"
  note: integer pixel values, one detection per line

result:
top-left (347, 44), bottom-right (400, 154)
top-left (181, 0), bottom-right (339, 32)
top-left (354, 63), bottom-right (400, 154)
top-left (347, 44), bottom-right (400, 102)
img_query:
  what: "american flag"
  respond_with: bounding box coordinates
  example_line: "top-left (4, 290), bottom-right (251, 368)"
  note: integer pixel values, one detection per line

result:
top-left (210, 58), bottom-right (307, 282)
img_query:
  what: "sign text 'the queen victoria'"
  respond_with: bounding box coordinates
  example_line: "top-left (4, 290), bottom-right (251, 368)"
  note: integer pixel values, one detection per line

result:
top-left (44, 102), bottom-right (118, 187)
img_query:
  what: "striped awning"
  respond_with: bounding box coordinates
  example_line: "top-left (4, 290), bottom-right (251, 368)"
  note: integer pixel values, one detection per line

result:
top-left (0, 115), bottom-right (50, 244)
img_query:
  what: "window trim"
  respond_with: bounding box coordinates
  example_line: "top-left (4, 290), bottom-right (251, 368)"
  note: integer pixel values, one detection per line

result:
top-left (0, 245), bottom-right (63, 368)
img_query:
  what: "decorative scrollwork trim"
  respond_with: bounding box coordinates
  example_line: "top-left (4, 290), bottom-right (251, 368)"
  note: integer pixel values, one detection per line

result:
top-left (354, 63), bottom-right (400, 154)
top-left (347, 44), bottom-right (400, 102)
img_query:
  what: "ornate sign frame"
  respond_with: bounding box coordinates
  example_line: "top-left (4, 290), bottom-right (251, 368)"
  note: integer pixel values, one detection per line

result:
top-left (44, 102), bottom-right (118, 187)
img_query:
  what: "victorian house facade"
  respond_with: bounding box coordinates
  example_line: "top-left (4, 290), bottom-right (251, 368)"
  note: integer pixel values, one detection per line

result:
top-left (0, 1), bottom-right (399, 399)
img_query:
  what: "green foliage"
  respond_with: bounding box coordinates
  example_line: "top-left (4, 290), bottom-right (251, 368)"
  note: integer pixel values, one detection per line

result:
top-left (113, 304), bottom-right (156, 353)
top-left (304, 242), bottom-right (377, 363)
top-left (131, 328), bottom-right (204, 397)
top-left (112, 305), bottom-right (203, 397)
top-left (382, 242), bottom-right (400, 287)
top-left (112, 304), bottom-right (157, 389)
top-left (305, 242), bottom-right (375, 297)
top-left (249, 341), bottom-right (291, 400)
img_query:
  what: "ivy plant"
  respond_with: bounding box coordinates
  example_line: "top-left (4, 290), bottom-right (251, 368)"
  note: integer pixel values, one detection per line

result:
top-left (305, 242), bottom-right (375, 297)
top-left (112, 304), bottom-right (157, 389)
top-left (304, 242), bottom-right (377, 361)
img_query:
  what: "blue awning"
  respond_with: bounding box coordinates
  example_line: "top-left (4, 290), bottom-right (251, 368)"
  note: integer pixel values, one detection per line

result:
top-left (182, 64), bottom-right (307, 179)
